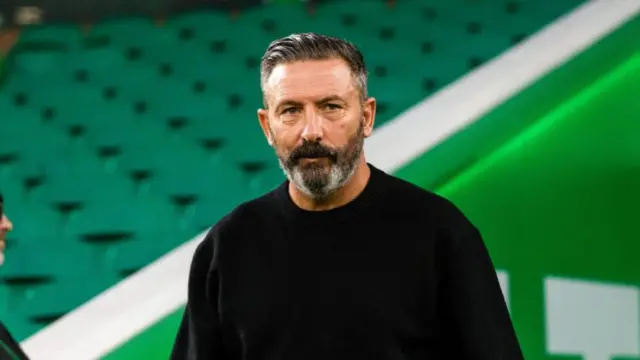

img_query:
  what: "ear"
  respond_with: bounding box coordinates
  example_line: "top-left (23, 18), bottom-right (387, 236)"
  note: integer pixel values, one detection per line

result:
top-left (362, 97), bottom-right (376, 137)
top-left (257, 108), bottom-right (273, 146)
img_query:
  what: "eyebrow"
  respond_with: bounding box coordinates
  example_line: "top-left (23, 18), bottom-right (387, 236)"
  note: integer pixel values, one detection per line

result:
top-left (275, 100), bottom-right (303, 112)
top-left (316, 95), bottom-right (345, 104)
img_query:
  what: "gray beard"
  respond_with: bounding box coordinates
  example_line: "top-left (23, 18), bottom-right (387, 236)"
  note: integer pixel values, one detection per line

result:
top-left (278, 155), bottom-right (360, 202)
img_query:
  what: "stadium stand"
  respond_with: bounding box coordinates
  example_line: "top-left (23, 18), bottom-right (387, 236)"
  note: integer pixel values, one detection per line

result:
top-left (0, 0), bottom-right (586, 341)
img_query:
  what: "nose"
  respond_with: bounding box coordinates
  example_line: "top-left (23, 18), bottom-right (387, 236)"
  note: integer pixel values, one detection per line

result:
top-left (300, 110), bottom-right (323, 143)
top-left (0, 215), bottom-right (12, 232)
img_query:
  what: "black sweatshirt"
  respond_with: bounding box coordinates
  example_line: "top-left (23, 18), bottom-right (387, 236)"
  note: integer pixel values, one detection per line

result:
top-left (0, 323), bottom-right (29, 360)
top-left (171, 164), bottom-right (524, 360)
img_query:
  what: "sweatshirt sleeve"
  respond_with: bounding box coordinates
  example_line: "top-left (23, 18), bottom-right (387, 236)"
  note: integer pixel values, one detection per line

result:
top-left (436, 207), bottom-right (524, 360)
top-left (170, 227), bottom-right (225, 359)
top-left (0, 323), bottom-right (30, 360)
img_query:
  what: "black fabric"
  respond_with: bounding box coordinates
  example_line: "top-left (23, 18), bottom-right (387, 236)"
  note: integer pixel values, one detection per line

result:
top-left (171, 164), bottom-right (524, 360)
top-left (0, 323), bottom-right (29, 360)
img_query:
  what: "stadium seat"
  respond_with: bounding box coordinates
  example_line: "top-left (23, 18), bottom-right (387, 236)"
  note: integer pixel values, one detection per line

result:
top-left (0, 239), bottom-right (93, 282)
top-left (18, 25), bottom-right (83, 50)
top-left (312, 0), bottom-right (392, 36)
top-left (148, 158), bottom-right (249, 201)
top-left (151, 41), bottom-right (237, 81)
top-left (63, 193), bottom-right (179, 243)
top-left (36, 168), bottom-right (134, 211)
top-left (3, 203), bottom-right (62, 244)
top-left (9, 48), bottom-right (69, 78)
top-left (188, 190), bottom-right (250, 231)
top-left (107, 236), bottom-right (179, 276)
top-left (87, 17), bottom-right (175, 50)
top-left (17, 279), bottom-right (112, 325)
top-left (0, 110), bottom-right (74, 182)
top-left (248, 164), bottom-right (286, 195)
top-left (240, 4), bottom-right (313, 38)
top-left (164, 10), bottom-right (235, 44)
top-left (65, 45), bottom-right (126, 74)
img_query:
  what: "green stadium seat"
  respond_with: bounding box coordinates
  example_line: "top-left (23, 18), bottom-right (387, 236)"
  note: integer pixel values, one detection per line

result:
top-left (107, 236), bottom-right (180, 276)
top-left (0, 178), bottom-right (23, 205)
top-left (248, 164), bottom-right (285, 196)
top-left (164, 10), bottom-right (235, 43)
top-left (312, 0), bottom-right (391, 36)
top-left (148, 158), bottom-right (248, 201)
top-left (154, 41), bottom-right (220, 75)
top-left (3, 203), bottom-right (61, 245)
top-left (189, 191), bottom-right (250, 231)
top-left (223, 129), bottom-right (276, 171)
top-left (17, 279), bottom-right (111, 325)
top-left (223, 77), bottom-right (262, 111)
top-left (0, 240), bottom-right (92, 282)
top-left (117, 136), bottom-right (213, 175)
top-left (179, 107), bottom-right (238, 143)
top-left (240, 4), bottom-right (314, 38)
top-left (0, 243), bottom-right (53, 283)
top-left (147, 83), bottom-right (229, 123)
top-left (18, 24), bottom-right (83, 49)
top-left (87, 64), bottom-right (161, 102)
top-left (88, 18), bottom-right (175, 49)
top-left (0, 286), bottom-right (8, 313)
top-left (0, 104), bottom-right (43, 137)
top-left (9, 47), bottom-right (68, 78)
top-left (36, 168), bottom-right (134, 211)
top-left (39, 94), bottom-right (116, 132)
top-left (83, 114), bottom-right (167, 154)
top-left (63, 194), bottom-right (177, 242)
top-left (0, 108), bottom-right (75, 181)
top-left (64, 46), bottom-right (126, 73)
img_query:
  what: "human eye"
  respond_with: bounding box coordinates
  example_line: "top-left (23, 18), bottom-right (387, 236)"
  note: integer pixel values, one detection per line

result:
top-left (279, 106), bottom-right (301, 123)
top-left (282, 107), bottom-right (299, 115)
top-left (323, 103), bottom-right (341, 111)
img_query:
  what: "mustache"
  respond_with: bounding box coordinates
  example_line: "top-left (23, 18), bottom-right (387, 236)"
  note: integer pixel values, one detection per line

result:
top-left (289, 141), bottom-right (338, 162)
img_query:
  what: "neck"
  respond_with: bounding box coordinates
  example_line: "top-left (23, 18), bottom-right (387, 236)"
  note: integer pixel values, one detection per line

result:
top-left (289, 156), bottom-right (371, 211)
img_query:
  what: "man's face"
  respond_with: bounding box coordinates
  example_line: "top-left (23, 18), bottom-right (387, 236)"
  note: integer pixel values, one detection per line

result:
top-left (0, 200), bottom-right (12, 266)
top-left (258, 58), bottom-right (375, 200)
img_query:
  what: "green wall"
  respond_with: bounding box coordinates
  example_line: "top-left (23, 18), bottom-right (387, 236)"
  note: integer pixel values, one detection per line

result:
top-left (104, 17), bottom-right (640, 360)
top-left (432, 52), bottom-right (640, 360)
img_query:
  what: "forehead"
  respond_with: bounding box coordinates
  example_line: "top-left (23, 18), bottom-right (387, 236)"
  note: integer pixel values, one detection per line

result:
top-left (265, 58), bottom-right (356, 103)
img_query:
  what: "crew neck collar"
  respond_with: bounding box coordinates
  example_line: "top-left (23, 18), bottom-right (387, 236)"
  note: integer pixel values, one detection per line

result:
top-left (275, 163), bottom-right (381, 223)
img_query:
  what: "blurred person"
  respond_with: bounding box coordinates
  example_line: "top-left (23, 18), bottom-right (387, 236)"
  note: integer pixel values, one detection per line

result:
top-left (0, 193), bottom-right (29, 360)
top-left (171, 33), bottom-right (523, 360)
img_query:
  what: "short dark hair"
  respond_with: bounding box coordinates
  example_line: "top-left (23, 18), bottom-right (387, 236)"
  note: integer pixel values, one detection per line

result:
top-left (260, 32), bottom-right (368, 106)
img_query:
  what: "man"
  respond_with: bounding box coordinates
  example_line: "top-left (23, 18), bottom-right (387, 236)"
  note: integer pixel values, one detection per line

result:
top-left (171, 33), bottom-right (524, 359)
top-left (0, 193), bottom-right (29, 360)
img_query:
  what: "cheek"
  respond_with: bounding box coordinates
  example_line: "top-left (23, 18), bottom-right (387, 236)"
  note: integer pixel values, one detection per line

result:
top-left (331, 116), bottom-right (360, 144)
top-left (271, 134), bottom-right (294, 156)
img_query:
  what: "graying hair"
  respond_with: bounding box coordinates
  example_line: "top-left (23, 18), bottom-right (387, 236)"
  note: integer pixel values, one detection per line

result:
top-left (260, 32), bottom-right (368, 107)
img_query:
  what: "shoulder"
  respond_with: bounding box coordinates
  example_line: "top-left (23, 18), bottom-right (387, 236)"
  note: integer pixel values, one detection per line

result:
top-left (373, 166), bottom-right (470, 226)
top-left (377, 172), bottom-right (484, 256)
top-left (191, 187), bottom-right (281, 262)
top-left (0, 322), bottom-right (28, 359)
top-left (0, 322), bottom-right (9, 338)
